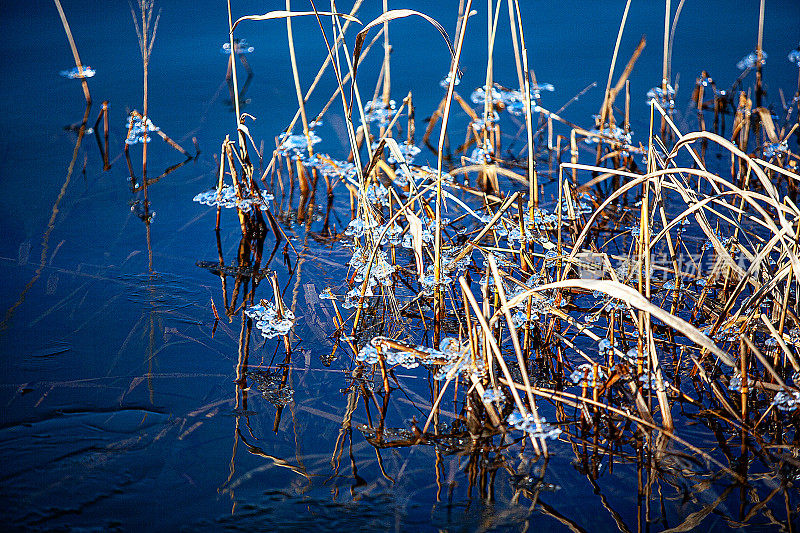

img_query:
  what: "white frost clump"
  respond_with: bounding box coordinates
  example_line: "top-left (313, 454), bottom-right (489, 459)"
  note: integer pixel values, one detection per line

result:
top-left (60, 66), bottom-right (96, 79)
top-left (772, 390), bottom-right (800, 412)
top-left (570, 364), bottom-right (607, 386)
top-left (245, 301), bottom-right (294, 338)
top-left (125, 115), bottom-right (160, 146)
top-left (737, 51), bottom-right (767, 70)
top-left (507, 410), bottom-right (562, 439)
top-left (193, 184), bottom-right (273, 212)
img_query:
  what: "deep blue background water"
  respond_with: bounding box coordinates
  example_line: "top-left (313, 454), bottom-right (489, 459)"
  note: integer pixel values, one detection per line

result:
top-left (1, 1), bottom-right (798, 530)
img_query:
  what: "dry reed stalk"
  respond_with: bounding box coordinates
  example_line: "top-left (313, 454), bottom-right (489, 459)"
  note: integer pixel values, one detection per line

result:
top-left (53, 0), bottom-right (91, 105)
top-left (381, 0), bottom-right (391, 107)
top-left (487, 254), bottom-right (548, 455)
top-left (285, 0), bottom-right (313, 158)
top-left (432, 2), bottom-right (474, 340)
top-left (661, 0), bottom-right (671, 100)
top-left (458, 276), bottom-right (543, 455)
top-left (756, 0), bottom-right (765, 108)
top-left (131, 0), bottom-right (160, 178)
top-left (598, 0), bottom-right (631, 131)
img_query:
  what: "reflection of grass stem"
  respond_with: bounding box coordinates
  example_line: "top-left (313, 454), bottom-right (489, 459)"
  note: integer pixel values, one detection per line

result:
top-left (1, 103), bottom-right (91, 332)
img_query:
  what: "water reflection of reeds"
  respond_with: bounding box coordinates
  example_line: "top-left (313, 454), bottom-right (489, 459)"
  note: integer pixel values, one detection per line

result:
top-left (32, 0), bottom-right (800, 529)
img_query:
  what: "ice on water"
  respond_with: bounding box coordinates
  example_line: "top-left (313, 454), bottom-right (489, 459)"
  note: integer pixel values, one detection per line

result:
top-left (245, 301), bottom-right (295, 338)
top-left (246, 371), bottom-right (294, 407)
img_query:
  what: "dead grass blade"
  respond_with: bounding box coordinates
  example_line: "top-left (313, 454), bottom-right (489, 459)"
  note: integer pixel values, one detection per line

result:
top-left (231, 10), bottom-right (360, 33)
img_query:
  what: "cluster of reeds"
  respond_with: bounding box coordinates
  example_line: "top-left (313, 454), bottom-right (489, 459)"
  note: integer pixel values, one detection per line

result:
top-left (199, 0), bottom-right (800, 527)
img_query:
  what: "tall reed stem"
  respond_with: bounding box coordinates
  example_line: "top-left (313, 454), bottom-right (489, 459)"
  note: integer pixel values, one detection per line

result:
top-left (53, 0), bottom-right (91, 105)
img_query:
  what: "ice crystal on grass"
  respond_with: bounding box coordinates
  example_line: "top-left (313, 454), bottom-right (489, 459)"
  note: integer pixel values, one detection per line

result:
top-left (245, 301), bottom-right (294, 338)
top-left (439, 73), bottom-right (461, 88)
top-left (306, 154), bottom-right (356, 180)
top-left (468, 140), bottom-right (494, 164)
top-left (598, 338), bottom-right (616, 357)
top-left (570, 364), bottom-right (607, 386)
top-left (646, 84), bottom-right (675, 109)
top-left (125, 115), bottom-right (160, 145)
top-left (700, 324), bottom-right (739, 343)
top-left (318, 288), bottom-right (337, 300)
top-left (728, 373), bottom-right (754, 393)
top-left (278, 130), bottom-right (321, 156)
top-left (470, 83), bottom-right (554, 115)
top-left (192, 185), bottom-right (274, 211)
top-left (772, 390), bottom-right (800, 412)
top-left (507, 410), bottom-right (562, 439)
top-left (737, 51), bottom-right (767, 70)
top-left (584, 125), bottom-right (631, 145)
top-left (470, 86), bottom-right (504, 105)
top-left (763, 140), bottom-right (788, 158)
top-left (623, 348), bottom-right (642, 364)
top-left (379, 222), bottom-right (404, 246)
top-left (420, 266), bottom-right (453, 296)
top-left (364, 182), bottom-right (391, 207)
top-left (357, 337), bottom-right (469, 372)
top-left (470, 111), bottom-right (500, 132)
top-left (789, 48), bottom-right (800, 67)
top-left (356, 344), bottom-right (380, 365)
top-left (482, 387), bottom-right (506, 404)
top-left (344, 215), bottom-right (379, 238)
top-left (386, 143), bottom-right (421, 164)
top-left (364, 99), bottom-right (396, 126)
top-left (60, 66), bottom-right (96, 79)
top-left (442, 246), bottom-right (472, 275)
top-left (348, 248), bottom-right (395, 288)
top-left (637, 372), bottom-right (660, 391)
top-left (221, 39), bottom-right (254, 54)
